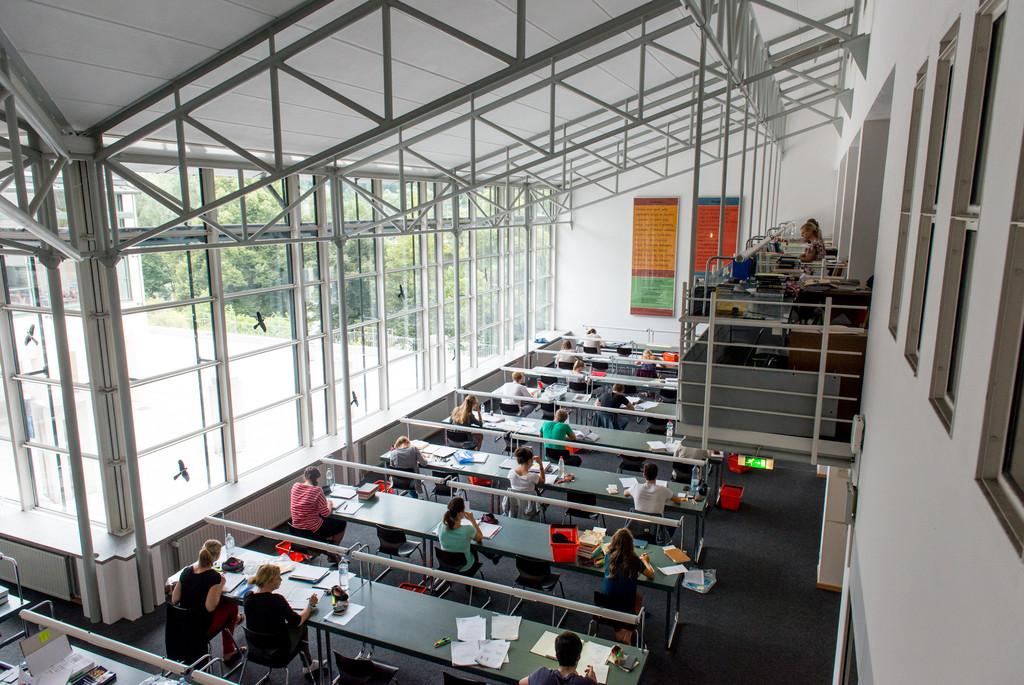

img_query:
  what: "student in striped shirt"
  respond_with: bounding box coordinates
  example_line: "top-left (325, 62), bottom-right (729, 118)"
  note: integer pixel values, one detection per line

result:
top-left (289, 466), bottom-right (347, 544)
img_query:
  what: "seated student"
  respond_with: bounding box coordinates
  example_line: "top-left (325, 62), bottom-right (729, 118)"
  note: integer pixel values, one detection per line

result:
top-left (555, 339), bottom-right (579, 367)
top-left (799, 220), bottom-right (826, 265)
top-left (581, 328), bottom-right (603, 352)
top-left (623, 461), bottom-right (684, 515)
top-left (449, 395), bottom-right (484, 450)
top-left (385, 435), bottom-right (429, 497)
top-left (635, 349), bottom-right (659, 378)
top-left (435, 496), bottom-right (483, 572)
top-left (290, 466), bottom-right (347, 544)
top-left (170, 539), bottom-right (242, 664)
top-left (601, 528), bottom-right (654, 643)
top-left (243, 564), bottom-right (320, 675)
top-left (571, 359), bottom-right (587, 377)
top-left (498, 371), bottom-right (535, 415)
top-left (519, 630), bottom-right (598, 684)
top-left (540, 409), bottom-right (576, 458)
top-left (594, 384), bottom-right (634, 430)
top-left (504, 446), bottom-right (545, 519)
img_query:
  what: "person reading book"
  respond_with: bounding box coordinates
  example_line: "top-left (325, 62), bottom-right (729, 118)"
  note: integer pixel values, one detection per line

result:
top-left (519, 631), bottom-right (597, 684)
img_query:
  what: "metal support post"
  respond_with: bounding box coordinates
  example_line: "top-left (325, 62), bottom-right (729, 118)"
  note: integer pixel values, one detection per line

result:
top-left (718, 79), bottom-right (732, 256)
top-left (749, 122), bottom-right (759, 238)
top-left (524, 184), bottom-right (533, 362)
top-left (102, 262), bottom-right (155, 614)
top-left (453, 223), bottom-right (463, 389)
top-left (687, 29), bottom-right (707, 291)
top-left (737, 105), bottom-right (750, 245)
top-left (40, 254), bottom-right (101, 622)
top-left (810, 298), bottom-right (833, 465)
top-left (286, 176), bottom-right (312, 446)
top-left (331, 175), bottom-right (355, 468)
top-left (317, 175), bottom-right (337, 436)
top-left (701, 291), bottom-right (717, 450)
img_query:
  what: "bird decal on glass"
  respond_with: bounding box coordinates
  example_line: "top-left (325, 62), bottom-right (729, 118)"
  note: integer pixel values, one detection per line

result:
top-left (23, 324), bottom-right (38, 346)
top-left (351, 391), bottom-right (358, 407)
top-left (397, 284), bottom-right (406, 301)
top-left (253, 311), bottom-right (267, 333)
top-left (173, 459), bottom-right (190, 482)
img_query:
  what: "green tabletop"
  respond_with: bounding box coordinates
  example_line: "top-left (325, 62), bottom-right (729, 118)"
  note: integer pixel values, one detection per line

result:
top-left (395, 449), bottom-right (707, 518)
top-left (309, 579), bottom-right (647, 685)
top-left (478, 413), bottom-right (681, 459)
top-left (332, 493), bottom-right (679, 592)
top-left (525, 366), bottom-right (671, 391)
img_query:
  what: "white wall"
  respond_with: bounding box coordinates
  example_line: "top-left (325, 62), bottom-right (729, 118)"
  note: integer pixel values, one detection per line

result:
top-left (557, 113), bottom-right (839, 341)
top-left (840, 0), bottom-right (1024, 682)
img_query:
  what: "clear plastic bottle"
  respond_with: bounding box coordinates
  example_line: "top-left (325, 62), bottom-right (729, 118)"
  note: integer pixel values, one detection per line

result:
top-left (224, 531), bottom-right (236, 558)
top-left (326, 465), bottom-right (335, 488)
top-left (690, 464), bottom-right (700, 494)
top-left (666, 419), bottom-right (674, 439)
top-left (338, 555), bottom-right (350, 590)
top-left (558, 455), bottom-right (566, 479)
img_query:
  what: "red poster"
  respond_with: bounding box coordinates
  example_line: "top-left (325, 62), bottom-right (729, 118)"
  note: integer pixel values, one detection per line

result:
top-left (693, 197), bottom-right (740, 277)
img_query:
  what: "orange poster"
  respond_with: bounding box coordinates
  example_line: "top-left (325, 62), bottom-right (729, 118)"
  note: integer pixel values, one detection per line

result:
top-left (693, 197), bottom-right (740, 277)
top-left (630, 197), bottom-right (679, 316)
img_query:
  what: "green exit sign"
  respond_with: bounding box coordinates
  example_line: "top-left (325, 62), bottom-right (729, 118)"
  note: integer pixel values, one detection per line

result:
top-left (737, 456), bottom-right (775, 470)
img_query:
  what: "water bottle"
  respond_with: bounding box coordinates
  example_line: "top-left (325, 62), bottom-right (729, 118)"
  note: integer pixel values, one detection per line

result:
top-left (338, 555), bottom-right (350, 591)
top-left (224, 531), bottom-right (236, 558)
top-left (558, 455), bottom-right (566, 478)
top-left (690, 464), bottom-right (700, 494)
top-left (326, 465), bottom-right (335, 488)
top-left (666, 420), bottom-right (674, 439)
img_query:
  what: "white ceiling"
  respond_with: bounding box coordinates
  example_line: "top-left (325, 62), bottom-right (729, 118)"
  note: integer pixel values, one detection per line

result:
top-left (0, 0), bottom-right (854, 170)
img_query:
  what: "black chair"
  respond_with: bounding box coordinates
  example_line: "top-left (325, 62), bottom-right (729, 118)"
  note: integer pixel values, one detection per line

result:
top-left (498, 401), bottom-right (522, 416)
top-left (430, 470), bottom-right (457, 501)
top-left (590, 591), bottom-right (642, 646)
top-left (509, 558), bottom-right (565, 626)
top-left (617, 455), bottom-right (645, 474)
top-left (389, 467), bottom-right (422, 498)
top-left (556, 361), bottom-right (574, 370)
top-left (332, 652), bottom-right (398, 685)
top-left (540, 375), bottom-right (558, 386)
top-left (434, 549), bottom-right (490, 608)
top-left (446, 428), bottom-right (476, 449)
top-left (285, 522), bottom-right (318, 560)
top-left (375, 524), bottom-right (424, 581)
top-left (659, 388), bottom-right (677, 403)
top-left (582, 345), bottom-right (599, 354)
top-left (442, 673), bottom-right (487, 685)
top-left (567, 380), bottom-right (589, 393)
top-left (591, 360), bottom-right (609, 372)
top-left (617, 346), bottom-right (633, 357)
top-left (545, 447), bottom-right (579, 467)
top-left (626, 514), bottom-right (668, 546)
top-left (539, 402), bottom-right (556, 421)
top-left (563, 491), bottom-right (604, 527)
top-left (240, 626), bottom-right (311, 685)
top-left (165, 603), bottom-right (211, 665)
top-left (645, 417), bottom-right (669, 435)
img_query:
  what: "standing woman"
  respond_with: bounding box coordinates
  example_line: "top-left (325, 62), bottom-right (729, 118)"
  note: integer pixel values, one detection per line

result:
top-left (171, 540), bottom-right (243, 663)
top-left (450, 395), bottom-right (484, 450)
top-left (243, 564), bottom-right (320, 675)
top-left (601, 528), bottom-right (654, 643)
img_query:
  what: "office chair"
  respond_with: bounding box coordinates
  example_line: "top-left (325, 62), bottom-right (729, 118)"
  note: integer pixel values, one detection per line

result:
top-left (546, 448), bottom-right (579, 467)
top-left (644, 417), bottom-right (669, 435)
top-left (556, 361), bottom-right (574, 370)
top-left (589, 591), bottom-right (643, 647)
top-left (626, 513), bottom-right (669, 546)
top-left (375, 524), bottom-right (424, 581)
top-left (389, 467), bottom-right (424, 498)
top-left (508, 558), bottom-right (566, 626)
top-left (582, 345), bottom-right (599, 354)
top-left (563, 491), bottom-right (604, 527)
top-left (239, 626), bottom-right (313, 685)
top-left (284, 522), bottom-right (318, 561)
top-left (165, 603), bottom-right (212, 666)
top-left (540, 375), bottom-right (558, 386)
top-left (617, 455), bottom-right (645, 474)
top-left (498, 401), bottom-right (522, 416)
top-left (332, 652), bottom-right (398, 685)
top-left (616, 346), bottom-right (633, 357)
top-left (434, 549), bottom-right (491, 608)
top-left (430, 471), bottom-right (461, 501)
top-left (591, 360), bottom-right (609, 372)
top-left (538, 402), bottom-right (556, 421)
top-left (659, 388), bottom-right (678, 403)
top-left (445, 428), bottom-right (477, 450)
top-left (567, 379), bottom-right (589, 393)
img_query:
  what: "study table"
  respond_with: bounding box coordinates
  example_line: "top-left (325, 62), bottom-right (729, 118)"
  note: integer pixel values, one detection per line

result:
top-left (0, 590), bottom-right (27, 648)
top-left (381, 446), bottom-right (708, 560)
top-left (329, 492), bottom-right (686, 647)
top-left (509, 366), bottom-right (674, 393)
top-left (169, 546), bottom-right (647, 684)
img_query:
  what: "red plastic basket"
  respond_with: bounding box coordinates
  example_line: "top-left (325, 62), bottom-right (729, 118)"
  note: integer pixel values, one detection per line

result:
top-left (727, 454), bottom-right (752, 474)
top-left (274, 541), bottom-right (308, 562)
top-left (372, 479), bottom-right (394, 494)
top-left (549, 525), bottom-right (579, 562)
top-left (399, 582), bottom-right (429, 594)
top-left (719, 484), bottom-right (744, 511)
top-left (467, 476), bottom-right (494, 487)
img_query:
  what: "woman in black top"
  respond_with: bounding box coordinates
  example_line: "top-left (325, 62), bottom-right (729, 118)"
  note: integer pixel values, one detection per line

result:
top-left (170, 540), bottom-right (242, 662)
top-left (243, 564), bottom-right (320, 674)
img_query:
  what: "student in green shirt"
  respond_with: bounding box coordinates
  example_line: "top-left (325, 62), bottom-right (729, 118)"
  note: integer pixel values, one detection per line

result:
top-left (540, 408), bottom-right (576, 451)
top-left (436, 496), bottom-right (483, 572)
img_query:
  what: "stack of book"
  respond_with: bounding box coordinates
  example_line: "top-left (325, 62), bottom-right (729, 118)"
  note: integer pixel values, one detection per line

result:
top-left (356, 482), bottom-right (378, 501)
top-left (71, 666), bottom-right (116, 685)
top-left (577, 529), bottom-right (605, 565)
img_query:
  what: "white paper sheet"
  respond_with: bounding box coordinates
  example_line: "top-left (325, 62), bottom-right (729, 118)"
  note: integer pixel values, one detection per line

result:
top-left (529, 631), bottom-right (559, 660)
top-left (456, 615), bottom-right (487, 642)
top-left (578, 641), bottom-right (613, 672)
top-left (626, 396), bottom-right (641, 404)
top-left (282, 585), bottom-right (315, 611)
top-left (636, 401), bottom-right (658, 411)
top-left (290, 563), bottom-right (329, 582)
top-left (500, 458), bottom-right (517, 469)
top-left (477, 522), bottom-right (502, 539)
top-left (450, 641), bottom-right (480, 667)
top-left (658, 564), bottom-right (689, 576)
top-left (476, 640), bottom-right (511, 669)
top-left (222, 572), bottom-right (247, 592)
top-left (329, 485), bottom-right (357, 500)
top-left (312, 571), bottom-right (355, 590)
top-left (645, 440), bottom-right (667, 451)
top-left (619, 477), bottom-right (638, 490)
top-left (323, 603), bottom-right (364, 626)
top-left (592, 664), bottom-right (610, 684)
top-left (490, 615), bottom-right (521, 641)
top-left (335, 500), bottom-right (363, 515)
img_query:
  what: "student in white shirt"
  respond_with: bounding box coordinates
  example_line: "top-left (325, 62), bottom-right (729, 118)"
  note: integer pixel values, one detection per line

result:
top-left (503, 446), bottom-right (545, 518)
top-left (555, 339), bottom-right (579, 367)
top-left (582, 328), bottom-right (603, 351)
top-left (623, 461), bottom-right (683, 515)
top-left (497, 371), bottom-right (535, 415)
